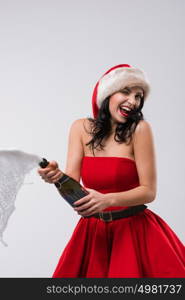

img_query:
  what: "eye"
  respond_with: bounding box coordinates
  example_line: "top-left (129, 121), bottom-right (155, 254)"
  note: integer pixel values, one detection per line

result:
top-left (121, 89), bottom-right (130, 95)
top-left (135, 94), bottom-right (142, 100)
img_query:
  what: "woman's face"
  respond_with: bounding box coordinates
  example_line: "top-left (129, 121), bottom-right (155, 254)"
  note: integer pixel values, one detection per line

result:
top-left (109, 86), bottom-right (144, 125)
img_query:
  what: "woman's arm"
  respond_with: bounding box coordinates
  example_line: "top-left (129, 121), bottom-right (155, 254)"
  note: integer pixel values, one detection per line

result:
top-left (64, 119), bottom-right (84, 182)
top-left (38, 119), bottom-right (84, 183)
top-left (107, 120), bottom-right (157, 207)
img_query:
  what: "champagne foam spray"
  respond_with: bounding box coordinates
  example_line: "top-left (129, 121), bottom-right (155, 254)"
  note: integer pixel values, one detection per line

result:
top-left (0, 149), bottom-right (43, 246)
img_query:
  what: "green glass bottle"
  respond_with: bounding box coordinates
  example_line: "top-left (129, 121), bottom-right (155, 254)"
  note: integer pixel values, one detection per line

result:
top-left (39, 158), bottom-right (89, 207)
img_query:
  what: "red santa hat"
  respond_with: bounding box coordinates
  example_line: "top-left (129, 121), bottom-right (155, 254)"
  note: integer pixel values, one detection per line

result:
top-left (92, 64), bottom-right (150, 118)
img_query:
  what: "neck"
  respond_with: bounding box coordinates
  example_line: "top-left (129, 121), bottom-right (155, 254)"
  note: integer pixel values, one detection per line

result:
top-left (110, 119), bottom-right (118, 132)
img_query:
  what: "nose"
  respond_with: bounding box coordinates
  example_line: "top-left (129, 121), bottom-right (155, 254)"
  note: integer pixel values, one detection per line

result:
top-left (126, 94), bottom-right (136, 107)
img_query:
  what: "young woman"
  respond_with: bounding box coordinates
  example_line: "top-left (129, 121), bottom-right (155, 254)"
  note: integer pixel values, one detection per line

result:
top-left (38, 64), bottom-right (185, 278)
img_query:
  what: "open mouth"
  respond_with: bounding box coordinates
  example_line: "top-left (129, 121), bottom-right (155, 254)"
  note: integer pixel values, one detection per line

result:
top-left (119, 107), bottom-right (131, 117)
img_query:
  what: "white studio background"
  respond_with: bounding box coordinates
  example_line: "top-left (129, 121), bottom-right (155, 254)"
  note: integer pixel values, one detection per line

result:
top-left (0, 0), bottom-right (184, 277)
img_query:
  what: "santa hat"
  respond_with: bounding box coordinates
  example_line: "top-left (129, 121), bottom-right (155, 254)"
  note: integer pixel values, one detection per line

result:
top-left (92, 64), bottom-right (150, 118)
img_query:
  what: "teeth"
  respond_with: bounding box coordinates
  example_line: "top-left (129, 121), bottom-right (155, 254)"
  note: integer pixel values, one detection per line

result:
top-left (120, 107), bottom-right (131, 111)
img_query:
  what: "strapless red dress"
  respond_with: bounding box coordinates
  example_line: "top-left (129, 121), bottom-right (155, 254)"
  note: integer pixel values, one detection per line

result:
top-left (52, 156), bottom-right (185, 278)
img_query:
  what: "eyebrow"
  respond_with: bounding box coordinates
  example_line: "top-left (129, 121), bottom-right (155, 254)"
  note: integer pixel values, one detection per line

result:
top-left (122, 87), bottom-right (131, 92)
top-left (136, 92), bottom-right (144, 96)
top-left (122, 87), bottom-right (144, 96)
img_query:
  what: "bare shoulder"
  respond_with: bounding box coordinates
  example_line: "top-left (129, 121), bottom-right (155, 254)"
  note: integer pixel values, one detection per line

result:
top-left (134, 120), bottom-right (153, 137)
top-left (70, 118), bottom-right (92, 133)
top-left (71, 118), bottom-right (94, 140)
top-left (132, 120), bottom-right (154, 147)
top-left (65, 119), bottom-right (87, 181)
top-left (70, 118), bottom-right (85, 131)
top-left (133, 120), bottom-right (155, 157)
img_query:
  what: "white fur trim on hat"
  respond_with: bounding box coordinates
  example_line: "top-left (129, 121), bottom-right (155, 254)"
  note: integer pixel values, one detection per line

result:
top-left (97, 67), bottom-right (150, 108)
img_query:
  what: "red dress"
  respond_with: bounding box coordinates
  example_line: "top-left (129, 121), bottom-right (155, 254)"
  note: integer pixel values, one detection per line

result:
top-left (52, 156), bottom-right (185, 278)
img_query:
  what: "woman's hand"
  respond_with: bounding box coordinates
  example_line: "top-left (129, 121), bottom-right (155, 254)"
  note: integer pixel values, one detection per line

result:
top-left (37, 160), bottom-right (63, 183)
top-left (73, 188), bottom-right (110, 217)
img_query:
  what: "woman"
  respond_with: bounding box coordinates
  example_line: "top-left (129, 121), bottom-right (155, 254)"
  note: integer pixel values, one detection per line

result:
top-left (38, 64), bottom-right (185, 278)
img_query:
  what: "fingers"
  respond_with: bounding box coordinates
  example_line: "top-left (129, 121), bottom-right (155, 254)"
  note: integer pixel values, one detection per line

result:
top-left (49, 160), bottom-right (59, 168)
top-left (38, 167), bottom-right (53, 176)
top-left (74, 201), bottom-right (92, 212)
top-left (38, 161), bottom-right (58, 174)
top-left (50, 171), bottom-right (63, 183)
top-left (78, 207), bottom-right (97, 217)
top-left (73, 194), bottom-right (91, 206)
top-left (37, 160), bottom-right (62, 183)
top-left (73, 195), bottom-right (97, 216)
top-left (46, 170), bottom-right (59, 178)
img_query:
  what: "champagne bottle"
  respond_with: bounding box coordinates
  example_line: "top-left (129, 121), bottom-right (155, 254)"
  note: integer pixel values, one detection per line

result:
top-left (39, 158), bottom-right (89, 207)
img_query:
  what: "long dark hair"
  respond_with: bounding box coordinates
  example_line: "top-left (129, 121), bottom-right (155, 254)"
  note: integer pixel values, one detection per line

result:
top-left (85, 96), bottom-right (145, 155)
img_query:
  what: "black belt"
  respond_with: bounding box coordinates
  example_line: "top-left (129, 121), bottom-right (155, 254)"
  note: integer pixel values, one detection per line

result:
top-left (85, 204), bottom-right (147, 222)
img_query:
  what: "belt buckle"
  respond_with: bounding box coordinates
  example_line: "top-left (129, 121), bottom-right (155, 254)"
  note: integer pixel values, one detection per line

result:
top-left (99, 211), bottom-right (113, 222)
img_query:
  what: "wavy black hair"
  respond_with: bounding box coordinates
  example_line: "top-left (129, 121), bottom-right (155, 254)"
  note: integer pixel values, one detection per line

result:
top-left (85, 95), bottom-right (145, 155)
